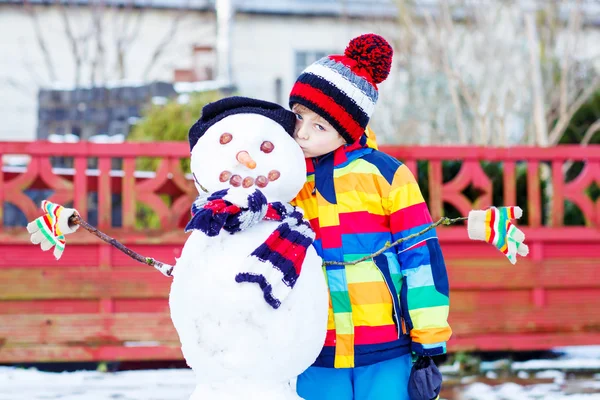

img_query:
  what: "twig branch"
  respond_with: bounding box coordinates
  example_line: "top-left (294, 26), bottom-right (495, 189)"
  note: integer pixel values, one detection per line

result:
top-left (90, 0), bottom-right (107, 86)
top-left (525, 12), bottom-right (549, 147)
top-left (23, 0), bottom-right (57, 82)
top-left (114, 0), bottom-right (145, 79)
top-left (549, 77), bottom-right (600, 145)
top-left (580, 118), bottom-right (600, 146)
top-left (324, 216), bottom-right (467, 266)
top-left (439, 0), bottom-right (467, 144)
top-left (1, 77), bottom-right (36, 99)
top-left (69, 213), bottom-right (174, 277)
top-left (563, 118), bottom-right (600, 175)
top-left (57, 0), bottom-right (83, 87)
top-left (142, 1), bottom-right (190, 80)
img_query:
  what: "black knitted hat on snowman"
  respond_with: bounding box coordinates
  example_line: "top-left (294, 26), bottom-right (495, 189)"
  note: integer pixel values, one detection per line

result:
top-left (188, 96), bottom-right (297, 152)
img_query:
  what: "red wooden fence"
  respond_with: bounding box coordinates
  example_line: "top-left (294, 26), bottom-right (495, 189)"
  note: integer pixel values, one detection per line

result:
top-left (1, 141), bottom-right (599, 363)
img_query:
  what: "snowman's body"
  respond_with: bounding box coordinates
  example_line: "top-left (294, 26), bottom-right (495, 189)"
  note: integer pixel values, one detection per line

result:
top-left (168, 106), bottom-right (329, 399)
top-left (170, 224), bottom-right (326, 399)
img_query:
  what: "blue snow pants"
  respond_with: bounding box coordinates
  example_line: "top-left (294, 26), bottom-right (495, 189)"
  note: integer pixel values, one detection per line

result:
top-left (296, 353), bottom-right (412, 400)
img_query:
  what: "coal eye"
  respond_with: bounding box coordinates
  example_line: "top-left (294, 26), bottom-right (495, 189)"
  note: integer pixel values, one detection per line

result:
top-left (220, 133), bottom-right (232, 144)
top-left (260, 141), bottom-right (274, 153)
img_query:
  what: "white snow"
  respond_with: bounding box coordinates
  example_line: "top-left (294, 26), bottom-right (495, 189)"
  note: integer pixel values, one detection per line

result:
top-left (439, 360), bottom-right (460, 374)
top-left (514, 359), bottom-right (600, 371)
top-left (517, 370), bottom-right (530, 379)
top-left (0, 367), bottom-right (196, 400)
top-left (151, 96), bottom-right (169, 106)
top-left (486, 370), bottom-right (499, 379)
top-left (461, 381), bottom-right (600, 400)
top-left (535, 369), bottom-right (566, 382)
top-left (556, 346), bottom-right (600, 360)
top-left (461, 345), bottom-right (600, 399)
top-left (88, 134), bottom-right (125, 143)
top-left (173, 79), bottom-right (232, 93)
top-left (512, 346), bottom-right (600, 372)
top-left (48, 133), bottom-right (80, 143)
top-left (2, 346), bottom-right (600, 400)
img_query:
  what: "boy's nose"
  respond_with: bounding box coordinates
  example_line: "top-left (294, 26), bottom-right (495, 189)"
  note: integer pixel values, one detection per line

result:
top-left (236, 151), bottom-right (256, 169)
top-left (295, 126), bottom-right (309, 140)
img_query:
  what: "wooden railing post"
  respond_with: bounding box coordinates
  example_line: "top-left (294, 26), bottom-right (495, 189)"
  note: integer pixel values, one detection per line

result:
top-left (551, 160), bottom-right (565, 227)
top-left (74, 156), bottom-right (88, 220)
top-left (97, 157), bottom-right (112, 230)
top-left (527, 162), bottom-right (542, 227)
top-left (429, 160), bottom-right (443, 220)
top-left (122, 158), bottom-right (136, 230)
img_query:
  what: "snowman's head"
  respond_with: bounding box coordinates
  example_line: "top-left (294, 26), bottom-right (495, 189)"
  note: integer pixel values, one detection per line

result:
top-left (189, 97), bottom-right (306, 204)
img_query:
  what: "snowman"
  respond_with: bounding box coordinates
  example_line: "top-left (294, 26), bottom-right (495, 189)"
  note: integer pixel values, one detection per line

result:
top-left (169, 97), bottom-right (329, 400)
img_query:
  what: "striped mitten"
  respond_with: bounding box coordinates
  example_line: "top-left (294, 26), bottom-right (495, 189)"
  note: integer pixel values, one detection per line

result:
top-left (26, 200), bottom-right (79, 260)
top-left (467, 206), bottom-right (529, 264)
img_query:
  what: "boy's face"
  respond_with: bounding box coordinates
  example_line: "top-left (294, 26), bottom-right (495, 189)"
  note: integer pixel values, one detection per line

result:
top-left (292, 104), bottom-right (346, 158)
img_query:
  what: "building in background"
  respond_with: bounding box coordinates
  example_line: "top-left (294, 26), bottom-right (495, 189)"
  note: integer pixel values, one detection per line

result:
top-left (1, 0), bottom-right (599, 145)
top-left (37, 82), bottom-right (176, 141)
top-left (0, 0), bottom-right (396, 142)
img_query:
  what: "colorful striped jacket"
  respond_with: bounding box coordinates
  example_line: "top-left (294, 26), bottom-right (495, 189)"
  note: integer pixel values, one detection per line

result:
top-left (292, 132), bottom-right (452, 369)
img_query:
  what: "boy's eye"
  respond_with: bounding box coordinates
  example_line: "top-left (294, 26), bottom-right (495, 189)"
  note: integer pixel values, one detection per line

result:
top-left (315, 124), bottom-right (325, 131)
top-left (260, 141), bottom-right (274, 153)
top-left (220, 133), bottom-right (233, 144)
top-left (295, 113), bottom-right (303, 120)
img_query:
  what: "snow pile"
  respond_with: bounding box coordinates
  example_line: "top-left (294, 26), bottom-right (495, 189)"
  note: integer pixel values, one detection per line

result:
top-left (462, 381), bottom-right (600, 400)
top-left (0, 367), bottom-right (195, 400)
top-left (461, 345), bottom-right (600, 400)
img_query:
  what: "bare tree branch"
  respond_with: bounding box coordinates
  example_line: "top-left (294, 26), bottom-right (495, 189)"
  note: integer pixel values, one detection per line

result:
top-left (90, 0), bottom-right (107, 86)
top-left (525, 11), bottom-right (549, 146)
top-left (394, 0), bottom-right (417, 45)
top-left (142, 1), bottom-right (190, 80)
top-left (359, 0), bottom-right (594, 147)
top-left (113, 0), bottom-right (147, 80)
top-left (57, 0), bottom-right (83, 87)
top-left (559, 2), bottom-right (582, 118)
top-left (581, 118), bottom-right (600, 146)
top-left (1, 77), bottom-right (36, 100)
top-left (549, 77), bottom-right (600, 145)
top-left (430, 1), bottom-right (468, 144)
top-left (563, 118), bottom-right (600, 175)
top-left (23, 0), bottom-right (57, 82)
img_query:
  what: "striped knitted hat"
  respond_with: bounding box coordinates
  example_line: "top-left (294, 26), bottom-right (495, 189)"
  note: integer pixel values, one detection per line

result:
top-left (289, 33), bottom-right (393, 144)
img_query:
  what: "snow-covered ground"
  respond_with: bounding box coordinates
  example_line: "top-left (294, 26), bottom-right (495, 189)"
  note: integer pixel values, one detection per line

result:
top-left (1, 346), bottom-right (600, 400)
top-left (459, 346), bottom-right (600, 400)
top-left (0, 367), bottom-right (196, 400)
top-left (461, 381), bottom-right (600, 400)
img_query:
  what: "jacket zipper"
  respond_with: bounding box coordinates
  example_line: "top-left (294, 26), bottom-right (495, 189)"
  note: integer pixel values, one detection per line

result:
top-left (376, 262), bottom-right (405, 338)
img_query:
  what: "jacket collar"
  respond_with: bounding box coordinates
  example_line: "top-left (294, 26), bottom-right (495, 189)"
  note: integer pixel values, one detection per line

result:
top-left (306, 134), bottom-right (373, 204)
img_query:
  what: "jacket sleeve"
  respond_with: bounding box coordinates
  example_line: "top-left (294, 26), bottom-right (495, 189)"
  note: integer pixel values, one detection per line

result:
top-left (384, 163), bottom-right (452, 356)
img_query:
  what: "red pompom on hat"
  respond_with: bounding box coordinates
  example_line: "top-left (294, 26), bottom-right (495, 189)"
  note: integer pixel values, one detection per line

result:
top-left (289, 33), bottom-right (394, 144)
top-left (344, 33), bottom-right (393, 84)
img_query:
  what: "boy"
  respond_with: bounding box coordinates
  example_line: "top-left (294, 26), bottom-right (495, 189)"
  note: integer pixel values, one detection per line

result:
top-left (290, 33), bottom-right (452, 400)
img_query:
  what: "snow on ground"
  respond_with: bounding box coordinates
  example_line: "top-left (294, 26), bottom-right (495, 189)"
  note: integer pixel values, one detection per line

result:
top-left (0, 367), bottom-right (196, 400)
top-left (460, 346), bottom-right (600, 400)
top-left (461, 381), bottom-right (600, 400)
top-left (1, 346), bottom-right (600, 400)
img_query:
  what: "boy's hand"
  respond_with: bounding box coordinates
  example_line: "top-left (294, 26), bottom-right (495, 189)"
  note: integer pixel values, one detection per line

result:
top-left (408, 356), bottom-right (442, 400)
top-left (26, 200), bottom-right (79, 260)
top-left (467, 206), bottom-right (529, 264)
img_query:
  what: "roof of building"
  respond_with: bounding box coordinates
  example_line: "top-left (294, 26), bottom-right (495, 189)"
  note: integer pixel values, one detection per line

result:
top-left (0, 0), bottom-right (402, 18)
top-left (1, 0), bottom-right (599, 23)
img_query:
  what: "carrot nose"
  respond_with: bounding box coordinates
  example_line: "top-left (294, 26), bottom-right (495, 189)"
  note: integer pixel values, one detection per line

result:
top-left (236, 151), bottom-right (256, 169)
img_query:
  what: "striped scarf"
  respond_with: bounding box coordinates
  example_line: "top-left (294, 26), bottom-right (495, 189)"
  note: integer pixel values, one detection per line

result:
top-left (185, 189), bottom-right (315, 309)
